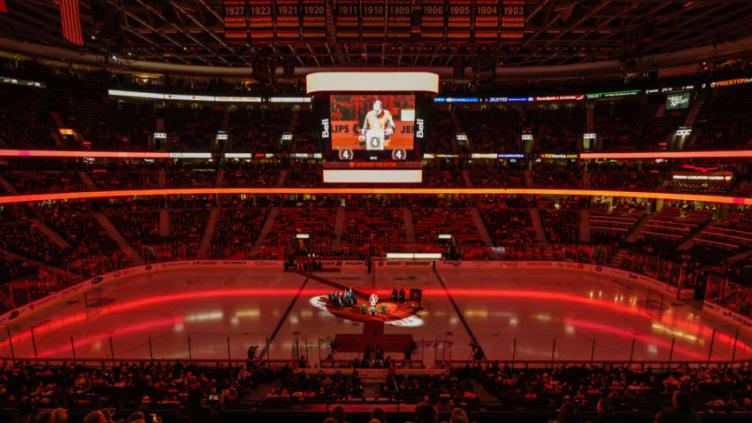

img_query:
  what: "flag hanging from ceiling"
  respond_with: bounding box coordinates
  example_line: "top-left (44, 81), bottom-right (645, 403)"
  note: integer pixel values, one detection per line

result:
top-left (60, 0), bottom-right (84, 45)
top-left (0, 0), bottom-right (8, 13)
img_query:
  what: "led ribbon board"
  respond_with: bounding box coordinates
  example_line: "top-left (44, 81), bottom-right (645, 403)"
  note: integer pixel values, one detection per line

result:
top-left (580, 151), bottom-right (752, 159)
top-left (1, 188), bottom-right (750, 206)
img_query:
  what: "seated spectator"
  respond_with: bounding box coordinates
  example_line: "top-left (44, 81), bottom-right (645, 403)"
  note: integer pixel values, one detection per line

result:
top-left (449, 408), bottom-right (469, 423)
top-left (330, 405), bottom-right (348, 423)
top-left (83, 410), bottom-right (107, 423)
top-left (592, 398), bottom-right (620, 423)
top-left (668, 391), bottom-right (700, 423)
top-left (413, 402), bottom-right (438, 423)
top-left (557, 402), bottom-right (583, 423)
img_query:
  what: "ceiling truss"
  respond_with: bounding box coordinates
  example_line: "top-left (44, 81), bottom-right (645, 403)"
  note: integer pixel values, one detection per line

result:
top-left (1, 0), bottom-right (751, 78)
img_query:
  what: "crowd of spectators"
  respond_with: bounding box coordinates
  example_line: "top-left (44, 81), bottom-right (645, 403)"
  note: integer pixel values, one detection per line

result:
top-left (421, 160), bottom-right (467, 187)
top-left (1, 157), bottom-right (745, 195)
top-left (210, 206), bottom-right (270, 259)
top-left (693, 84), bottom-right (752, 150)
top-left (531, 162), bottom-right (582, 189)
top-left (0, 86), bottom-right (744, 158)
top-left (221, 161), bottom-right (282, 187)
top-left (2, 171), bottom-right (87, 194)
top-left (101, 201), bottom-right (161, 250)
top-left (455, 107), bottom-right (520, 153)
top-left (539, 202), bottom-right (580, 244)
top-left (341, 197), bottom-right (408, 258)
top-left (593, 98), bottom-right (688, 152)
top-left (527, 105), bottom-right (585, 153)
top-left (0, 85), bottom-right (58, 148)
top-left (412, 202), bottom-right (484, 258)
top-left (89, 169), bottom-right (160, 191)
top-left (476, 197), bottom-right (537, 248)
top-left (422, 109), bottom-right (457, 152)
top-left (2, 360), bottom-right (746, 422)
top-left (0, 360), bottom-right (275, 422)
top-left (2, 189), bottom-right (751, 317)
top-left (166, 169), bottom-right (217, 188)
top-left (466, 160), bottom-right (525, 188)
top-left (473, 362), bottom-right (738, 417)
top-left (32, 201), bottom-right (120, 262)
top-left (167, 208), bottom-right (210, 259)
top-left (0, 219), bottom-right (68, 265)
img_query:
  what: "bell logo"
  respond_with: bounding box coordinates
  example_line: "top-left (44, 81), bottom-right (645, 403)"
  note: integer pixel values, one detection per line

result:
top-left (321, 119), bottom-right (330, 138)
top-left (415, 119), bottom-right (424, 138)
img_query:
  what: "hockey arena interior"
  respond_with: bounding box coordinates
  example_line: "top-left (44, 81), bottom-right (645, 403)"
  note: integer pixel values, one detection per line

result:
top-left (2, 1), bottom-right (752, 422)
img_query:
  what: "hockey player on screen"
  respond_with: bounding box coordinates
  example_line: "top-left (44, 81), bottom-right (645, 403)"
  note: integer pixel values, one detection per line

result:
top-left (358, 100), bottom-right (395, 150)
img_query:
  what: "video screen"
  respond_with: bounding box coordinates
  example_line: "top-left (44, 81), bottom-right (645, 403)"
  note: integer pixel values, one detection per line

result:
top-left (330, 94), bottom-right (415, 151)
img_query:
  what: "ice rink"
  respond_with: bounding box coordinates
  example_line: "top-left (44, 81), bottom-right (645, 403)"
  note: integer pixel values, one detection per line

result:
top-left (1, 265), bottom-right (750, 365)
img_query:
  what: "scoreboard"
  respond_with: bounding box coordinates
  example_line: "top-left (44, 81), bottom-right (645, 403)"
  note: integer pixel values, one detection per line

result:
top-left (224, 0), bottom-right (525, 43)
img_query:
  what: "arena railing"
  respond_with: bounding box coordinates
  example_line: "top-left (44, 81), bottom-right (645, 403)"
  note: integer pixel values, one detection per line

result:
top-left (437, 359), bottom-right (752, 371)
top-left (3, 356), bottom-right (752, 373)
top-left (0, 357), bottom-right (295, 369)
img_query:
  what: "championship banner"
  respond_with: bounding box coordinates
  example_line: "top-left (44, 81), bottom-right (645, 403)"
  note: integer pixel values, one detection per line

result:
top-left (248, 0), bottom-right (273, 42)
top-left (275, 0), bottom-right (300, 42)
top-left (447, 0), bottom-right (471, 41)
top-left (421, 0), bottom-right (446, 40)
top-left (475, 0), bottom-right (500, 42)
top-left (502, 0), bottom-right (525, 44)
top-left (60, 0), bottom-right (84, 46)
top-left (335, 0), bottom-right (360, 39)
top-left (362, 0), bottom-right (386, 39)
top-left (302, 0), bottom-right (326, 40)
top-left (386, 0), bottom-right (411, 39)
top-left (223, 0), bottom-right (248, 42)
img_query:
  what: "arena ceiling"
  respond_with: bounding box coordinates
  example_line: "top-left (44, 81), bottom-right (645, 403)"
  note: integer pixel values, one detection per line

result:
top-left (1, 0), bottom-right (752, 72)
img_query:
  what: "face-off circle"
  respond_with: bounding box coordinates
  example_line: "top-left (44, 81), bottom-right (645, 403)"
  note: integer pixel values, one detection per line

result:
top-left (309, 295), bottom-right (423, 327)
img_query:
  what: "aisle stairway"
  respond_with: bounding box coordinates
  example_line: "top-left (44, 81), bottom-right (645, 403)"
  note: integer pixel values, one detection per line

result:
top-left (29, 218), bottom-right (71, 250)
top-left (469, 207), bottom-right (493, 248)
top-left (0, 174), bottom-right (18, 194)
top-left (0, 248), bottom-right (79, 280)
top-left (579, 209), bottom-right (590, 243)
top-left (251, 207), bottom-right (280, 254)
top-left (276, 170), bottom-right (288, 187)
top-left (678, 221), bottom-right (713, 251)
top-left (625, 214), bottom-right (653, 243)
top-left (529, 208), bottom-right (548, 244)
top-left (0, 174), bottom-right (72, 250)
top-left (198, 207), bottom-right (220, 259)
top-left (215, 169), bottom-right (225, 188)
top-left (159, 209), bottom-right (170, 237)
top-left (93, 212), bottom-right (144, 265)
top-left (462, 169), bottom-right (473, 188)
top-left (158, 170), bottom-right (166, 188)
top-left (403, 207), bottom-right (416, 245)
top-left (331, 206), bottom-right (346, 250)
top-left (728, 249), bottom-right (752, 262)
top-left (78, 171), bottom-right (97, 190)
top-left (681, 97), bottom-right (704, 150)
top-left (49, 111), bottom-right (66, 147)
